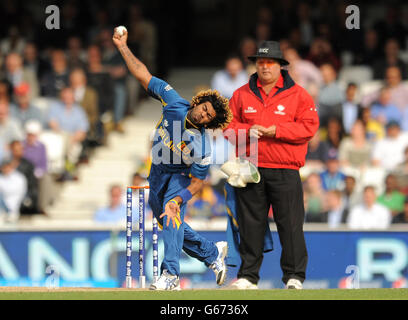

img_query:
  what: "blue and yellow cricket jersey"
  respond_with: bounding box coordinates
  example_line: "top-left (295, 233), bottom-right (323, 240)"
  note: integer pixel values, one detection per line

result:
top-left (147, 76), bottom-right (211, 180)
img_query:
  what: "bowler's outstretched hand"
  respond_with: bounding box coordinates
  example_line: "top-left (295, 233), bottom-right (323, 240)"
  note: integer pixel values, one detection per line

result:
top-left (160, 200), bottom-right (182, 229)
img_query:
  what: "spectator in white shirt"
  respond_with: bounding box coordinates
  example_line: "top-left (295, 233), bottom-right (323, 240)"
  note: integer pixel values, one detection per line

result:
top-left (211, 55), bottom-right (248, 99)
top-left (0, 159), bottom-right (27, 223)
top-left (347, 185), bottom-right (391, 230)
top-left (372, 121), bottom-right (408, 171)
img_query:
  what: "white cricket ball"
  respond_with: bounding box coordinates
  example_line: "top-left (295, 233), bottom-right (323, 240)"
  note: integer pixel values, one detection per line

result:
top-left (115, 26), bottom-right (127, 36)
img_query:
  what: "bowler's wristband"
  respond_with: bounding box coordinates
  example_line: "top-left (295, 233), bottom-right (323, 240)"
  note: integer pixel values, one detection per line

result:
top-left (178, 189), bottom-right (192, 204)
top-left (169, 199), bottom-right (179, 206)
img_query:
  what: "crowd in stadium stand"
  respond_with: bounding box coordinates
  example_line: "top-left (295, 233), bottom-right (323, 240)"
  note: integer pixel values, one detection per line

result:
top-left (209, 2), bottom-right (408, 228)
top-left (0, 1), bottom-right (406, 228)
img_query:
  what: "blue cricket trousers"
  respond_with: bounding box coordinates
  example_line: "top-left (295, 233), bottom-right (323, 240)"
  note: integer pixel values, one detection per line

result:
top-left (147, 164), bottom-right (218, 276)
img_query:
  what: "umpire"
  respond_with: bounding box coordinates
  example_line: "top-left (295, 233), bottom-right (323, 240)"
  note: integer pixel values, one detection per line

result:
top-left (226, 41), bottom-right (319, 289)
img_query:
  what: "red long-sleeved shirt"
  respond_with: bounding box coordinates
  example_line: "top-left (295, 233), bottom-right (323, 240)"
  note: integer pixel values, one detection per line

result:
top-left (225, 70), bottom-right (319, 170)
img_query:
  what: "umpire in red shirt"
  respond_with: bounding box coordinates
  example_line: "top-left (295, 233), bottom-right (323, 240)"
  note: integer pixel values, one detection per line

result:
top-left (226, 41), bottom-right (319, 289)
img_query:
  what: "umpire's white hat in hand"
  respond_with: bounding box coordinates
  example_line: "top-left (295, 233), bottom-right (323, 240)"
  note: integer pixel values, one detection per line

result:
top-left (221, 158), bottom-right (260, 188)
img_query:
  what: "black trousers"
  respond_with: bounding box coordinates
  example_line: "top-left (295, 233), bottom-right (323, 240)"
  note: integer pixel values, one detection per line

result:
top-left (234, 168), bottom-right (308, 285)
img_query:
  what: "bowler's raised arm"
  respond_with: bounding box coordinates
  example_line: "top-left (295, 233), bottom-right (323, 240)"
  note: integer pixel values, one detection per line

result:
top-left (112, 28), bottom-right (152, 90)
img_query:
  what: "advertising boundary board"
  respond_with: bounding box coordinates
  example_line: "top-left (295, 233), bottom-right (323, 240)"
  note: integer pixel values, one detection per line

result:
top-left (0, 229), bottom-right (407, 289)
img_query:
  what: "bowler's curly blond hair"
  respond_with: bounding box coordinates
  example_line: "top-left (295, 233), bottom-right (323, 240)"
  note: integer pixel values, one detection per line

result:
top-left (191, 89), bottom-right (232, 129)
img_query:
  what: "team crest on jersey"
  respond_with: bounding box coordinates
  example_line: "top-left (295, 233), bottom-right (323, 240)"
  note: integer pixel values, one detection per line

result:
top-left (163, 119), bottom-right (169, 127)
top-left (177, 141), bottom-right (191, 155)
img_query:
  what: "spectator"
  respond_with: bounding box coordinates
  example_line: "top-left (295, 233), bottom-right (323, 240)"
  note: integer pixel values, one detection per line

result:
top-left (9, 140), bottom-right (39, 214)
top-left (303, 172), bottom-right (326, 222)
top-left (300, 130), bottom-right (330, 176)
top-left (0, 100), bottom-right (24, 154)
top-left (341, 83), bottom-right (360, 134)
top-left (254, 22), bottom-right (271, 44)
top-left (4, 52), bottom-right (39, 100)
top-left (373, 38), bottom-right (408, 80)
top-left (94, 184), bottom-right (128, 223)
top-left (40, 49), bottom-right (70, 98)
top-left (87, 9), bottom-right (112, 44)
top-left (392, 146), bottom-right (408, 193)
top-left (22, 120), bottom-right (53, 212)
top-left (211, 55), bottom-right (248, 99)
top-left (295, 2), bottom-right (315, 52)
top-left (283, 47), bottom-right (323, 92)
top-left (0, 159), bottom-right (27, 223)
top-left (99, 29), bottom-right (128, 133)
top-left (347, 186), bottom-right (391, 230)
top-left (362, 66), bottom-right (408, 113)
top-left (325, 189), bottom-right (347, 229)
top-left (359, 107), bottom-right (385, 142)
top-left (66, 36), bottom-right (87, 70)
top-left (325, 117), bottom-right (344, 152)
top-left (187, 180), bottom-right (226, 220)
top-left (23, 42), bottom-right (50, 81)
top-left (47, 87), bottom-right (89, 179)
top-left (384, 66), bottom-right (408, 113)
top-left (22, 120), bottom-right (47, 179)
top-left (392, 196), bottom-right (408, 223)
top-left (86, 45), bottom-right (115, 135)
top-left (318, 63), bottom-right (344, 126)
top-left (9, 83), bottom-right (45, 127)
top-left (124, 4), bottom-right (156, 112)
top-left (338, 119), bottom-right (372, 170)
top-left (287, 28), bottom-right (303, 55)
top-left (69, 68), bottom-right (100, 146)
top-left (372, 121), bottom-right (408, 171)
top-left (320, 151), bottom-right (345, 191)
top-left (0, 26), bottom-right (26, 56)
top-left (342, 175), bottom-right (360, 220)
top-left (0, 81), bottom-right (12, 103)
top-left (353, 29), bottom-right (382, 66)
top-left (373, 5), bottom-right (406, 51)
top-left (130, 171), bottom-right (151, 217)
top-left (132, 172), bottom-right (148, 187)
top-left (239, 37), bottom-right (257, 71)
top-left (370, 87), bottom-right (402, 126)
top-left (377, 174), bottom-right (405, 217)
top-left (306, 38), bottom-right (340, 71)
top-left (126, 3), bottom-right (157, 74)
top-left (305, 130), bottom-right (330, 171)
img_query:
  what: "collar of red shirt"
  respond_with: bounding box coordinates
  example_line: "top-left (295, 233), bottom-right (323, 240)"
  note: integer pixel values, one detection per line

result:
top-left (256, 73), bottom-right (284, 98)
top-left (257, 73), bottom-right (284, 90)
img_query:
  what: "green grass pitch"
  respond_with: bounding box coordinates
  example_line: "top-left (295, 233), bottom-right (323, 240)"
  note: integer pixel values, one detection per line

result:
top-left (0, 288), bottom-right (408, 300)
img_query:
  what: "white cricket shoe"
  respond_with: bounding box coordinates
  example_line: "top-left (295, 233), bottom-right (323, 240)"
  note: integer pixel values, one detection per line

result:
top-left (285, 278), bottom-right (303, 289)
top-left (228, 278), bottom-right (258, 290)
top-left (209, 241), bottom-right (228, 285)
top-left (149, 270), bottom-right (181, 291)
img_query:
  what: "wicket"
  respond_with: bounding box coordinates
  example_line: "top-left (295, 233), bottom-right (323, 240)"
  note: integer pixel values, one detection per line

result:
top-left (125, 186), bottom-right (159, 289)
